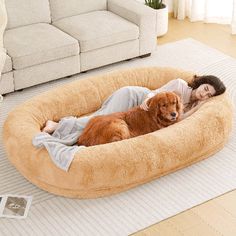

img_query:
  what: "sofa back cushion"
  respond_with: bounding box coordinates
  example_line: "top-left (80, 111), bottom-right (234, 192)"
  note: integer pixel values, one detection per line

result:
top-left (5, 0), bottom-right (51, 29)
top-left (49, 0), bottom-right (107, 22)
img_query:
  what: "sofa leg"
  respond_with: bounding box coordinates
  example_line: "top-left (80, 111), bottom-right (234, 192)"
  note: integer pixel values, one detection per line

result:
top-left (140, 53), bottom-right (151, 58)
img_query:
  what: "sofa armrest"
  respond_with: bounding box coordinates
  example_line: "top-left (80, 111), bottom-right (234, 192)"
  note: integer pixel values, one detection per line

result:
top-left (108, 0), bottom-right (156, 55)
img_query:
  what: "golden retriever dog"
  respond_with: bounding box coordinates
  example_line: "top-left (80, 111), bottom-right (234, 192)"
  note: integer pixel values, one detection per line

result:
top-left (77, 92), bottom-right (183, 146)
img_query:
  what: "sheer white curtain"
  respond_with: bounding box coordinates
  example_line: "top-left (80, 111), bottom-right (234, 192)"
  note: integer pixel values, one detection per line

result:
top-left (174, 0), bottom-right (236, 34)
top-left (0, 0), bottom-right (7, 100)
top-left (232, 0), bottom-right (236, 33)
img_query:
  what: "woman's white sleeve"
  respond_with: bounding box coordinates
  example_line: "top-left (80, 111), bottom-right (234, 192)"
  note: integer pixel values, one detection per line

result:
top-left (148, 79), bottom-right (185, 97)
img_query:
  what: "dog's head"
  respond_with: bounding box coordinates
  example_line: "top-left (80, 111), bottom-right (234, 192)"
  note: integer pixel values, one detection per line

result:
top-left (147, 92), bottom-right (183, 123)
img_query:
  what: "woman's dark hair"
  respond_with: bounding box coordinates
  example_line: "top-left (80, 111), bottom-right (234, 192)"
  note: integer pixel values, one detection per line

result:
top-left (188, 75), bottom-right (226, 96)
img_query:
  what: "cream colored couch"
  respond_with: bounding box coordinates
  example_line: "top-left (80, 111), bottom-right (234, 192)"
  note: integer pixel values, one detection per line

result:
top-left (0, 0), bottom-right (156, 94)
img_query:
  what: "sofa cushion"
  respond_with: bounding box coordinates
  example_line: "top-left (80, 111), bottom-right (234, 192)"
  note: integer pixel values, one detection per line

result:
top-left (4, 23), bottom-right (80, 70)
top-left (2, 55), bottom-right (12, 73)
top-left (14, 55), bottom-right (80, 90)
top-left (0, 72), bottom-right (14, 95)
top-left (49, 0), bottom-right (107, 22)
top-left (5, 0), bottom-right (51, 29)
top-left (80, 40), bottom-right (139, 72)
top-left (53, 11), bottom-right (139, 53)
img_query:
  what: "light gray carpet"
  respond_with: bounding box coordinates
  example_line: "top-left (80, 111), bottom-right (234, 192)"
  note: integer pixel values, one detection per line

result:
top-left (0, 39), bottom-right (235, 236)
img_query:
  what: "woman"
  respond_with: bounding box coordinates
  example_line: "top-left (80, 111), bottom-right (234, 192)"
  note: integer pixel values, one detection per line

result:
top-left (42, 74), bottom-right (226, 134)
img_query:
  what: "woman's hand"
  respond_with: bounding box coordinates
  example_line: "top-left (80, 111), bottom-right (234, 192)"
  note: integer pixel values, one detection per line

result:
top-left (181, 100), bottom-right (207, 120)
top-left (140, 97), bottom-right (150, 111)
top-left (196, 100), bottom-right (207, 107)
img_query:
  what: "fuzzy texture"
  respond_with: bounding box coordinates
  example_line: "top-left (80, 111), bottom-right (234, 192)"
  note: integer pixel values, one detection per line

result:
top-left (3, 67), bottom-right (233, 198)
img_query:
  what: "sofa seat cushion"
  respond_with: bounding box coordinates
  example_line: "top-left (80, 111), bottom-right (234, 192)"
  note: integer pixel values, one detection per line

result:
top-left (2, 54), bottom-right (12, 73)
top-left (53, 10), bottom-right (139, 53)
top-left (4, 23), bottom-right (80, 70)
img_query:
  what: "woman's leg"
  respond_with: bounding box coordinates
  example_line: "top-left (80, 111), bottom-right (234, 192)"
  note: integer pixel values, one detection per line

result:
top-left (42, 120), bottom-right (59, 133)
top-left (91, 86), bottom-right (151, 116)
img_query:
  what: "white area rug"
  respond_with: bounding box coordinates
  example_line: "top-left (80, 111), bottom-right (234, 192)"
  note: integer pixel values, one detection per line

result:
top-left (0, 39), bottom-right (235, 235)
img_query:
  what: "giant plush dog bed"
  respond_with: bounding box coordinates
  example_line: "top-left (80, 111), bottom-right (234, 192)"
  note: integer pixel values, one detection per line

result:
top-left (3, 67), bottom-right (233, 198)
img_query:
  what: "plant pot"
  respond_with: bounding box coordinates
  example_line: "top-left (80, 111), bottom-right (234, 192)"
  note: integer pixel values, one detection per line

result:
top-left (155, 4), bottom-right (168, 37)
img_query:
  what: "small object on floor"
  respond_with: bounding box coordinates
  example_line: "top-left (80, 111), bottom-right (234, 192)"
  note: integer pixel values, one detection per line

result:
top-left (0, 194), bottom-right (32, 219)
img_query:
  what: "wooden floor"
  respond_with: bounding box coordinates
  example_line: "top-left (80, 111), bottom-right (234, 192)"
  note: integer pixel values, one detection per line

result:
top-left (132, 17), bottom-right (236, 236)
top-left (158, 17), bottom-right (236, 57)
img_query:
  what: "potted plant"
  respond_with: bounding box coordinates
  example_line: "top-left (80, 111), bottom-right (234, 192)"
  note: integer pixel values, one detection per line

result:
top-left (145, 0), bottom-right (168, 37)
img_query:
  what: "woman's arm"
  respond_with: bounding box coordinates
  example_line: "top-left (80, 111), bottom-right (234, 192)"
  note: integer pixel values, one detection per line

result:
top-left (180, 101), bottom-right (206, 120)
top-left (151, 78), bottom-right (186, 96)
top-left (140, 79), bottom-right (186, 111)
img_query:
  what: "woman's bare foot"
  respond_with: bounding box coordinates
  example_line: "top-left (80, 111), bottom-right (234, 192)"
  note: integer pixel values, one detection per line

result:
top-left (42, 120), bottom-right (59, 133)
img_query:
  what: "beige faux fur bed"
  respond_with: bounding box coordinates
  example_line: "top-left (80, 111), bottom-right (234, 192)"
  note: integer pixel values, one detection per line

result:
top-left (3, 67), bottom-right (233, 198)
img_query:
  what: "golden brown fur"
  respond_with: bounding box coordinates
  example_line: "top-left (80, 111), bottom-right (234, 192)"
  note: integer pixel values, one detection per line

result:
top-left (78, 92), bottom-right (183, 146)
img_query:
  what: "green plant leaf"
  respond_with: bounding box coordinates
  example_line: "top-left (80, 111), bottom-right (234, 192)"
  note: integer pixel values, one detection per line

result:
top-left (145, 0), bottom-right (165, 9)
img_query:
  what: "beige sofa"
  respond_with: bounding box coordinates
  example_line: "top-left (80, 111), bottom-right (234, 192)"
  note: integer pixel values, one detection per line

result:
top-left (0, 0), bottom-right (156, 94)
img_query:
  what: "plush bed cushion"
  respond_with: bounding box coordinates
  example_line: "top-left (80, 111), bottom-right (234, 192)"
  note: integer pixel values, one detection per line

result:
top-left (4, 23), bottom-right (79, 69)
top-left (3, 67), bottom-right (233, 198)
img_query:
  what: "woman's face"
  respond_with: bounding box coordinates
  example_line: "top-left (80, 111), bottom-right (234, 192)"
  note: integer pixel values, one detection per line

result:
top-left (195, 84), bottom-right (216, 101)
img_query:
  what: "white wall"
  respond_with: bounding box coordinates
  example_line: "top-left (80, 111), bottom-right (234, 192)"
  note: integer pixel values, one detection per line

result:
top-left (164, 0), bottom-right (173, 12)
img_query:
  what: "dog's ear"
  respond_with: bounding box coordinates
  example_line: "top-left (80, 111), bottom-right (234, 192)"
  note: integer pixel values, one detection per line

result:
top-left (146, 97), bottom-right (153, 108)
top-left (147, 95), bottom-right (161, 115)
top-left (171, 92), bottom-right (182, 111)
